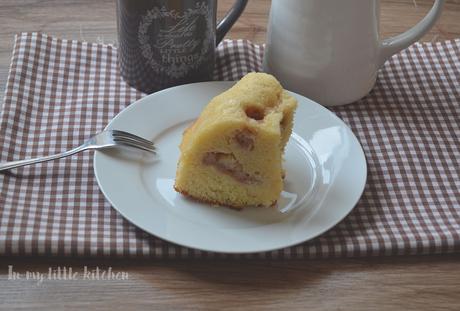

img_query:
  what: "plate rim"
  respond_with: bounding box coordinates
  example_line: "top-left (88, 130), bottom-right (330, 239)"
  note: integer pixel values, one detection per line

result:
top-left (93, 81), bottom-right (367, 254)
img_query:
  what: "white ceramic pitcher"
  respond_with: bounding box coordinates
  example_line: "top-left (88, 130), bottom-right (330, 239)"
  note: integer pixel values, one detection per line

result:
top-left (263, 0), bottom-right (445, 106)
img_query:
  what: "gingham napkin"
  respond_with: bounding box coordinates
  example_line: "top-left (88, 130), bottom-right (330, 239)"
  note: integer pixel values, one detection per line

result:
top-left (0, 32), bottom-right (459, 258)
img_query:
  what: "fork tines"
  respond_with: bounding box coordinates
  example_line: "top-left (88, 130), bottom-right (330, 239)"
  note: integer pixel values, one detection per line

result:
top-left (111, 130), bottom-right (156, 153)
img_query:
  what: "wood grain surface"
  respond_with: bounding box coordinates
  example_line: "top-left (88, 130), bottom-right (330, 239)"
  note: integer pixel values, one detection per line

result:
top-left (1, 255), bottom-right (460, 310)
top-left (0, 0), bottom-right (459, 310)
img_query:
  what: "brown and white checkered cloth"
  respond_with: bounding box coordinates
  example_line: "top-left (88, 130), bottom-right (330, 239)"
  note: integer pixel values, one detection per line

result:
top-left (0, 32), bottom-right (459, 258)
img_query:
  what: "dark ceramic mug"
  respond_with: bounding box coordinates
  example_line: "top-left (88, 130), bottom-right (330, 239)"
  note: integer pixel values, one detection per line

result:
top-left (116, 0), bottom-right (248, 93)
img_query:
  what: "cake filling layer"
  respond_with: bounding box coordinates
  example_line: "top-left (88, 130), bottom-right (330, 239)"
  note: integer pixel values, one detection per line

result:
top-left (234, 128), bottom-right (256, 150)
top-left (202, 152), bottom-right (259, 184)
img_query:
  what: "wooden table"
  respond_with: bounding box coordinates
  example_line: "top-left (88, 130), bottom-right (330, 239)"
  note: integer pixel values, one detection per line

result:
top-left (0, 1), bottom-right (459, 309)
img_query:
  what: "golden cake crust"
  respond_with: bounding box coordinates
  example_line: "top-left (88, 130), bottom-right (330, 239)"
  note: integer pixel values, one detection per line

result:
top-left (173, 185), bottom-right (277, 210)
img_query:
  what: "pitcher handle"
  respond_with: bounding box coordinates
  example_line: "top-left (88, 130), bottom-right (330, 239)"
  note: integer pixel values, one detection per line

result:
top-left (216, 0), bottom-right (248, 45)
top-left (378, 0), bottom-right (445, 67)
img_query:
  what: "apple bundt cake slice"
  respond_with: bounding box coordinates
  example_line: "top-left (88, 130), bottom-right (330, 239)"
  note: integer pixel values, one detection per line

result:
top-left (174, 72), bottom-right (297, 208)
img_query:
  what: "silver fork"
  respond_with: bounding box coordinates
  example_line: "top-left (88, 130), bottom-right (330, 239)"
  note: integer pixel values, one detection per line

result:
top-left (0, 130), bottom-right (156, 172)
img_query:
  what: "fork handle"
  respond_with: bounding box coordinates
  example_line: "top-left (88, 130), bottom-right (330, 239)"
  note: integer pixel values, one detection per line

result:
top-left (0, 145), bottom-right (87, 172)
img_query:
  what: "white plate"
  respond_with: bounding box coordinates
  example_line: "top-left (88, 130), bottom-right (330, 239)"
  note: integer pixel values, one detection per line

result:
top-left (94, 82), bottom-right (367, 253)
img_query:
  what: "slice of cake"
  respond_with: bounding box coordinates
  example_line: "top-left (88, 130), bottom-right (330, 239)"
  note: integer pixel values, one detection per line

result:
top-left (174, 72), bottom-right (297, 208)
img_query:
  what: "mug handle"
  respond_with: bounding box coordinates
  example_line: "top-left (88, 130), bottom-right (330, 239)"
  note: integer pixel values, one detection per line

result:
top-left (216, 0), bottom-right (248, 45)
top-left (378, 0), bottom-right (445, 67)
